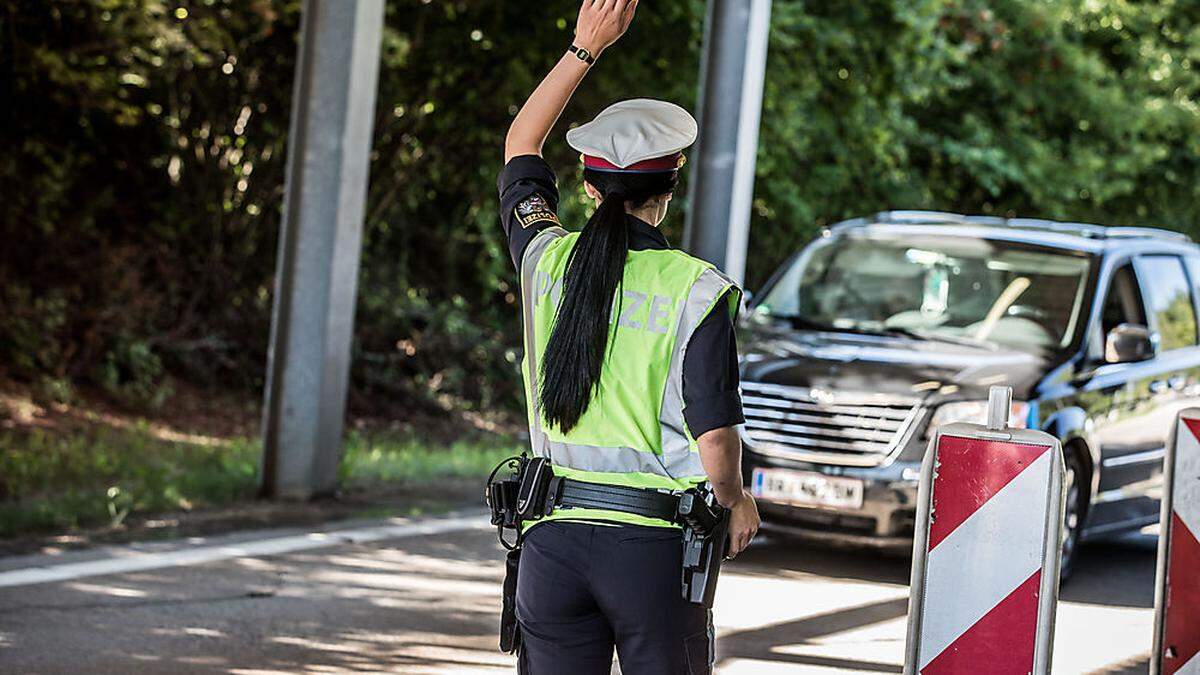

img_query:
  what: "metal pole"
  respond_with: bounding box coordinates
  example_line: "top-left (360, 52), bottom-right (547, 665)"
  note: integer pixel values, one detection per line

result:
top-left (260, 0), bottom-right (385, 500)
top-left (683, 0), bottom-right (772, 285)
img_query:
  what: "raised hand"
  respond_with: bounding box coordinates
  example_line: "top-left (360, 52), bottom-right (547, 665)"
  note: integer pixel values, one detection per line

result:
top-left (502, 0), bottom-right (638, 162)
top-left (574, 0), bottom-right (640, 56)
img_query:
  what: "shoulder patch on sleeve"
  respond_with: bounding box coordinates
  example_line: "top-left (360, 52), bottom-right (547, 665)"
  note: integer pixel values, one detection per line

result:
top-left (513, 194), bottom-right (560, 229)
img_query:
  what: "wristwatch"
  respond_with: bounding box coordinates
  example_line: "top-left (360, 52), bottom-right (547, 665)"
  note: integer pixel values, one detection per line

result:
top-left (568, 44), bottom-right (596, 65)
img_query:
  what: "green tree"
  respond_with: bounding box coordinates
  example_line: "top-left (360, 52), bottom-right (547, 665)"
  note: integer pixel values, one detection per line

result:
top-left (2, 0), bottom-right (1199, 421)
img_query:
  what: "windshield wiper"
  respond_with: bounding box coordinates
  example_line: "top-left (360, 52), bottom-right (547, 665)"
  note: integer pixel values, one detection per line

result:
top-left (776, 315), bottom-right (889, 336)
top-left (775, 315), bottom-right (908, 339)
top-left (880, 326), bottom-right (997, 349)
top-left (767, 314), bottom-right (996, 349)
top-left (776, 315), bottom-right (842, 332)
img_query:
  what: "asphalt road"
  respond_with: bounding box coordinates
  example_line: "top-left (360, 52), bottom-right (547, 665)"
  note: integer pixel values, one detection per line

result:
top-left (0, 512), bottom-right (1157, 674)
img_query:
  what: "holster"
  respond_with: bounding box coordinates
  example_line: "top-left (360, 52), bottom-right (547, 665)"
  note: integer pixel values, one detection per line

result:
top-left (677, 486), bottom-right (730, 608)
top-left (500, 547), bottom-right (522, 653)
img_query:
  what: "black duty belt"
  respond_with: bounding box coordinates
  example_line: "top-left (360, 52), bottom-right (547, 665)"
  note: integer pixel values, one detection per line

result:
top-left (490, 456), bottom-right (683, 542)
top-left (551, 478), bottom-right (681, 522)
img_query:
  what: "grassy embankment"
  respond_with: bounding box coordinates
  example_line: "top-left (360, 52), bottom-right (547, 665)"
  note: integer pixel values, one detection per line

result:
top-left (0, 426), bottom-right (519, 539)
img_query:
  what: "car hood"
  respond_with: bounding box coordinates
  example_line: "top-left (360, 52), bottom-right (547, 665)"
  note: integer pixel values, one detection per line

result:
top-left (738, 323), bottom-right (1047, 404)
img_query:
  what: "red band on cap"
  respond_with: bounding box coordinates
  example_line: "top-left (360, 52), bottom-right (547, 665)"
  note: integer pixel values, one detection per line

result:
top-left (582, 153), bottom-right (683, 173)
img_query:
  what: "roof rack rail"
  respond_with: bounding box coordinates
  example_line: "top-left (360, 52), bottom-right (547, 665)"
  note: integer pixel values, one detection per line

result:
top-left (828, 210), bottom-right (1193, 243)
top-left (963, 215), bottom-right (1007, 226)
top-left (1004, 219), bottom-right (1107, 238)
top-left (871, 210), bottom-right (966, 224)
top-left (1104, 227), bottom-right (1192, 243)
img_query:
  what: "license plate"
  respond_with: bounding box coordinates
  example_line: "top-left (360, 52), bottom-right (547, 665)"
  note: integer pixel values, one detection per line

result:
top-left (751, 468), bottom-right (865, 509)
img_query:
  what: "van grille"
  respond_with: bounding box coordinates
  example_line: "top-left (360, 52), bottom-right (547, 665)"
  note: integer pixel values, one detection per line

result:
top-left (740, 381), bottom-right (921, 467)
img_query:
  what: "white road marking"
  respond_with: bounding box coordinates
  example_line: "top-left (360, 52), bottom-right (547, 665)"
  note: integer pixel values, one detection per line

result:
top-left (0, 513), bottom-right (492, 589)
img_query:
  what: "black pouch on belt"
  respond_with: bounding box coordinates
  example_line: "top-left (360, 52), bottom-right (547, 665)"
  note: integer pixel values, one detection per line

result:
top-left (500, 546), bottom-right (522, 653)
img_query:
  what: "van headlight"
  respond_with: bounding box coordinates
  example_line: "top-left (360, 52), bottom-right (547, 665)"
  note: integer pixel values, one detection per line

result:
top-left (926, 399), bottom-right (1030, 434)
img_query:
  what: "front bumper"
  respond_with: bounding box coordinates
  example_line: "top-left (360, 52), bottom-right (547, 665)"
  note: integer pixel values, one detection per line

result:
top-left (743, 443), bottom-right (921, 550)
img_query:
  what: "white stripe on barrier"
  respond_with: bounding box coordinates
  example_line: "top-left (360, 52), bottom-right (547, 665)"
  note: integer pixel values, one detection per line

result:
top-left (918, 449), bottom-right (1052, 669)
top-left (0, 513), bottom-right (491, 589)
top-left (1173, 425), bottom-right (1200, 541)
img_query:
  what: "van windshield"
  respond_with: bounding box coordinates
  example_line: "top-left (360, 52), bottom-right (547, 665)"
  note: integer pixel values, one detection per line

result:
top-left (755, 231), bottom-right (1093, 353)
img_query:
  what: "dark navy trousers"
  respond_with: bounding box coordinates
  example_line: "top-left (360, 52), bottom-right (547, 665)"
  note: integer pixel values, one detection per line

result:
top-left (515, 521), bottom-right (713, 674)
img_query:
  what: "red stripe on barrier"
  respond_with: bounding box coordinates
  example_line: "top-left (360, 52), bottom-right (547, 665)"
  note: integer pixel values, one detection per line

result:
top-left (928, 435), bottom-right (1050, 551)
top-left (1164, 512), bottom-right (1200, 674)
top-left (1182, 416), bottom-right (1200, 445)
top-left (921, 569), bottom-right (1041, 675)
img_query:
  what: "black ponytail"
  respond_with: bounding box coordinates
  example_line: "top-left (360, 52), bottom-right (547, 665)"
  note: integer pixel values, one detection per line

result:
top-left (539, 169), bottom-right (679, 433)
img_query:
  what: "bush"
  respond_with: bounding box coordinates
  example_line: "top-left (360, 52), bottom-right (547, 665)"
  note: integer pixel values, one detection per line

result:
top-left (0, 427), bottom-right (260, 536)
top-left (97, 336), bottom-right (174, 409)
top-left (2, 0), bottom-right (1198, 419)
top-left (0, 425), bottom-right (517, 537)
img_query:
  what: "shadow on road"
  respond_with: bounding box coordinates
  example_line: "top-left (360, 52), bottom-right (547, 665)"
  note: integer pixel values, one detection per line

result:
top-left (717, 596), bottom-right (908, 673)
top-left (0, 524), bottom-right (1161, 673)
top-left (738, 529), bottom-right (1158, 608)
top-left (706, 530), bottom-right (1157, 673)
top-left (0, 530), bottom-right (515, 674)
top-left (729, 533), bottom-right (911, 585)
top-left (1060, 533), bottom-right (1158, 608)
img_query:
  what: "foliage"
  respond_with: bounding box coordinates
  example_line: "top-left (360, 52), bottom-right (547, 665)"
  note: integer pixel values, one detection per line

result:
top-left (1157, 288), bottom-right (1198, 351)
top-left (0, 426), bottom-right (260, 536)
top-left (338, 433), bottom-right (520, 486)
top-left (2, 0), bottom-right (1199, 419)
top-left (752, 0), bottom-right (1200, 281)
top-left (0, 425), bottom-right (519, 537)
top-left (1, 0), bottom-right (295, 404)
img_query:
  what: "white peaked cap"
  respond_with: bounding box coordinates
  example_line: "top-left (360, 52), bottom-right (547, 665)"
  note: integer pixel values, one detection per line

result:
top-left (566, 99), bottom-right (698, 171)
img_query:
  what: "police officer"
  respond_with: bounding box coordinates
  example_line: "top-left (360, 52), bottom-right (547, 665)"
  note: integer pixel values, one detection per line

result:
top-left (497, 1), bottom-right (759, 672)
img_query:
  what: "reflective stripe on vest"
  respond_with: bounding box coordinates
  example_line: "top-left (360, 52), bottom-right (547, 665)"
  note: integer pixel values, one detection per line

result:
top-left (518, 229), bottom-right (736, 486)
top-left (657, 267), bottom-right (735, 479)
top-left (543, 440), bottom-right (672, 475)
top-left (519, 227), bottom-right (568, 460)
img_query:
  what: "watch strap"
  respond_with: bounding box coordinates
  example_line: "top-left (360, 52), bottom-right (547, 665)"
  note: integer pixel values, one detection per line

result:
top-left (569, 44), bottom-right (596, 65)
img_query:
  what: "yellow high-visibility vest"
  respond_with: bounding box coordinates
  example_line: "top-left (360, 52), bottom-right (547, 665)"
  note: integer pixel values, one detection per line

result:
top-left (519, 228), bottom-right (740, 528)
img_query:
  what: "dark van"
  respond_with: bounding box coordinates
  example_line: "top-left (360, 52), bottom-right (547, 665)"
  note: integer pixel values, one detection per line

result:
top-left (740, 211), bottom-right (1200, 575)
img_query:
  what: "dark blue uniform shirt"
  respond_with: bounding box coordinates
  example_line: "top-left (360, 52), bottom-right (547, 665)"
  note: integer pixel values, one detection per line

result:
top-left (498, 154), bottom-right (744, 438)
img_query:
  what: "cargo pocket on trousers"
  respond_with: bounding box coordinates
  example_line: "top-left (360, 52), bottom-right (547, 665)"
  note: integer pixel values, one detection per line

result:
top-left (684, 626), bottom-right (714, 675)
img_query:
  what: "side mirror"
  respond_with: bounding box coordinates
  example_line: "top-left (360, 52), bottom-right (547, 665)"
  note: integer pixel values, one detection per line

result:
top-left (1104, 323), bottom-right (1156, 364)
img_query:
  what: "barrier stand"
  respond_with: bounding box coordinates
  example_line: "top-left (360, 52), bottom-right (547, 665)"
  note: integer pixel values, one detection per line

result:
top-left (904, 386), bottom-right (1065, 675)
top-left (1152, 408), bottom-right (1200, 674)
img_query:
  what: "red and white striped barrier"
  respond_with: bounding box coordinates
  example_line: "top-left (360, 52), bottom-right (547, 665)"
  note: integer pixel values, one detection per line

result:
top-left (1153, 408), bottom-right (1200, 675)
top-left (905, 387), bottom-right (1064, 675)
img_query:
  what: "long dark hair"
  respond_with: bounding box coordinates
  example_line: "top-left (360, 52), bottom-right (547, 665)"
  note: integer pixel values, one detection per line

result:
top-left (538, 168), bottom-right (679, 433)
